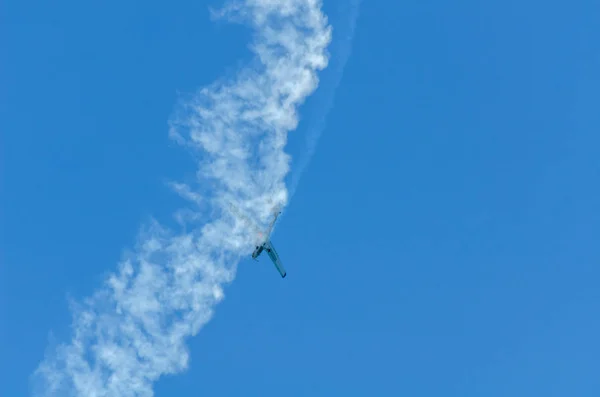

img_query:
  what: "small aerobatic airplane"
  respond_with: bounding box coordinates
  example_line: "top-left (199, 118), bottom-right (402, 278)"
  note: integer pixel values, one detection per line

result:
top-left (251, 209), bottom-right (287, 278)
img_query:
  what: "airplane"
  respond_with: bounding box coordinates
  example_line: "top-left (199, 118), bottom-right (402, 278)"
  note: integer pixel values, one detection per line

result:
top-left (251, 209), bottom-right (287, 278)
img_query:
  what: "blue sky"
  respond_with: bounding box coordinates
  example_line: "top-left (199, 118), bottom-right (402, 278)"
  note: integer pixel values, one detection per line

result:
top-left (2, 0), bottom-right (600, 396)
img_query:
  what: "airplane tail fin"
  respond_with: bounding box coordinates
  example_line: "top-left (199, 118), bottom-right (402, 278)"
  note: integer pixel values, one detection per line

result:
top-left (264, 207), bottom-right (281, 239)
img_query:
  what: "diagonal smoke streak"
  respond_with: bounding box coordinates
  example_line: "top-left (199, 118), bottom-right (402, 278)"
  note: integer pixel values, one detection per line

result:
top-left (31, 1), bottom-right (332, 396)
top-left (288, 0), bottom-right (361, 199)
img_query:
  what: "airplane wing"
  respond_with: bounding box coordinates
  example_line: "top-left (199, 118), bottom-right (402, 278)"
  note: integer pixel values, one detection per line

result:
top-left (264, 240), bottom-right (286, 278)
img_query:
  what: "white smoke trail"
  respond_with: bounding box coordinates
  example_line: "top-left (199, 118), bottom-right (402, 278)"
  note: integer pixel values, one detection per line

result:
top-left (31, 1), bottom-right (332, 396)
top-left (287, 0), bottom-right (361, 198)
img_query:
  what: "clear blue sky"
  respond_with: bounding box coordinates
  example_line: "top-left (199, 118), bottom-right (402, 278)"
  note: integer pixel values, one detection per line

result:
top-left (2, 0), bottom-right (600, 396)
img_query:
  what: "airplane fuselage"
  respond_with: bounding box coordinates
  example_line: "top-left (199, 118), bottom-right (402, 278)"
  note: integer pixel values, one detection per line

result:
top-left (249, 209), bottom-right (286, 277)
top-left (252, 244), bottom-right (265, 259)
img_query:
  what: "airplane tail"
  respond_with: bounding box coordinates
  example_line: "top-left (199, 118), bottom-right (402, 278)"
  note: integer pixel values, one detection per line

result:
top-left (264, 207), bottom-right (281, 239)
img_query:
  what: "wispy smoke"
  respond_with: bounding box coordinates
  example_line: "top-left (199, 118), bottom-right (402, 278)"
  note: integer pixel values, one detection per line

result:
top-left (288, 0), bottom-right (361, 198)
top-left (32, 1), bottom-right (332, 396)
